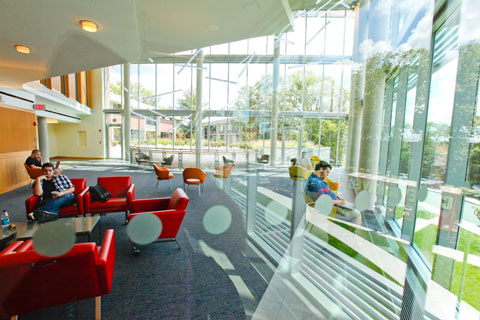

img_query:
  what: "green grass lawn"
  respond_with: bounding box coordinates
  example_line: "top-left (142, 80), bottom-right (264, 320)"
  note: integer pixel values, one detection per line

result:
top-left (413, 224), bottom-right (438, 265)
top-left (395, 206), bottom-right (436, 220)
top-left (415, 224), bottom-right (480, 310)
top-left (450, 229), bottom-right (480, 310)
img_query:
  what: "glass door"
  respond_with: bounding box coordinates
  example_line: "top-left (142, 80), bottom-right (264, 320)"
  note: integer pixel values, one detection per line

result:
top-left (106, 125), bottom-right (123, 159)
top-left (105, 113), bottom-right (123, 159)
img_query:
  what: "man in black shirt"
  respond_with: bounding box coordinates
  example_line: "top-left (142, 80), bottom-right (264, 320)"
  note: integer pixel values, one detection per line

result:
top-left (28, 162), bottom-right (75, 219)
top-left (25, 149), bottom-right (61, 175)
top-left (25, 149), bottom-right (42, 169)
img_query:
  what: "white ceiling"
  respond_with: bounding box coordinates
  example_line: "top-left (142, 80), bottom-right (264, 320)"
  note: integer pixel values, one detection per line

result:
top-left (0, 0), bottom-right (293, 88)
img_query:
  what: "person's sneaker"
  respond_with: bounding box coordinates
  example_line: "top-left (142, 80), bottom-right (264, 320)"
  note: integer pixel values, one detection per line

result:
top-left (26, 212), bottom-right (35, 221)
top-left (27, 210), bottom-right (59, 223)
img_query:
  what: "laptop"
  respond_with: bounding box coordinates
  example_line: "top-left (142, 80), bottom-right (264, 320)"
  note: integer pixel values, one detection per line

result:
top-left (55, 160), bottom-right (61, 169)
top-left (336, 201), bottom-right (355, 210)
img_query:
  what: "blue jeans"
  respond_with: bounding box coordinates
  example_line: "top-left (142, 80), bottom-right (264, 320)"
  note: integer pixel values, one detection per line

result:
top-left (38, 194), bottom-right (75, 215)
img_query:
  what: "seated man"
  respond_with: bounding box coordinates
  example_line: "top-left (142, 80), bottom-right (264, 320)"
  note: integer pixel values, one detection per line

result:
top-left (25, 149), bottom-right (61, 174)
top-left (25, 149), bottom-right (42, 169)
top-left (28, 162), bottom-right (75, 219)
top-left (304, 161), bottom-right (362, 225)
top-left (298, 151), bottom-right (313, 171)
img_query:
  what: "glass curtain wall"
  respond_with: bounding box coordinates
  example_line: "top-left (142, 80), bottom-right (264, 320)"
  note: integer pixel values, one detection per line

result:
top-left (370, 0), bottom-right (480, 318)
top-left (101, 1), bottom-right (480, 318)
top-left (103, 10), bottom-right (354, 166)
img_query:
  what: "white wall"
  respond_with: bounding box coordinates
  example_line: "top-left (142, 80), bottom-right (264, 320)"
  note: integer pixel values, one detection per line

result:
top-left (47, 124), bottom-right (57, 158)
top-left (54, 69), bottom-right (105, 158)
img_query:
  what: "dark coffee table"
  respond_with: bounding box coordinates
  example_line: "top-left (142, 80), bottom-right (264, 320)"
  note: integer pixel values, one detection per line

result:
top-left (0, 227), bottom-right (17, 251)
top-left (8, 216), bottom-right (101, 243)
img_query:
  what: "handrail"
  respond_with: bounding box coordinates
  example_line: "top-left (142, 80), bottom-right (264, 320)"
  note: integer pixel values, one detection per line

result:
top-left (129, 146), bottom-right (262, 170)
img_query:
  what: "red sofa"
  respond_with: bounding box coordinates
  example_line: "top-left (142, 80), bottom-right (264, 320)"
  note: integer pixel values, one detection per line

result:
top-left (25, 178), bottom-right (88, 217)
top-left (85, 176), bottom-right (135, 223)
top-left (0, 229), bottom-right (115, 319)
top-left (127, 188), bottom-right (189, 254)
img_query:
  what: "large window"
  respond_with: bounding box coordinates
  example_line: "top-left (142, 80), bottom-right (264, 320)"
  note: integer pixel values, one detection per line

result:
top-left (415, 12), bottom-right (460, 265)
top-left (103, 10), bottom-right (354, 157)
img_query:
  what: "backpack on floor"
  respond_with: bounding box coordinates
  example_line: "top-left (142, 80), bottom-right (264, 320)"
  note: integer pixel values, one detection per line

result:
top-left (89, 184), bottom-right (111, 203)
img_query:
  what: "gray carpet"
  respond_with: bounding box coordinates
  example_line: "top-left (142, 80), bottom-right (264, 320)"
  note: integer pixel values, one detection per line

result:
top-left (1, 164), bottom-right (273, 319)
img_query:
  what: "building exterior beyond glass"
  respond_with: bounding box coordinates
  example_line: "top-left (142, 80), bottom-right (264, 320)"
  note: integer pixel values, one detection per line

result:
top-left (101, 0), bottom-right (480, 318)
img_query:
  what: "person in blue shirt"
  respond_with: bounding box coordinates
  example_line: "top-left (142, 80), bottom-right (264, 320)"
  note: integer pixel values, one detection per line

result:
top-left (304, 161), bottom-right (362, 225)
top-left (28, 162), bottom-right (75, 219)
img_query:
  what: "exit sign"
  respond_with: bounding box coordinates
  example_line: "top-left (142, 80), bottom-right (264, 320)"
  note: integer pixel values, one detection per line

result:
top-left (34, 104), bottom-right (44, 110)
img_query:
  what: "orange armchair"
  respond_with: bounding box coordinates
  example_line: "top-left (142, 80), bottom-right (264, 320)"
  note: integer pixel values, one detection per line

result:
top-left (182, 168), bottom-right (206, 196)
top-left (153, 163), bottom-right (174, 190)
top-left (24, 163), bottom-right (42, 188)
top-left (214, 163), bottom-right (233, 178)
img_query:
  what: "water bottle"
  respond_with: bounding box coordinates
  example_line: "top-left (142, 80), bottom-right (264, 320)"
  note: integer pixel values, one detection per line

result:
top-left (1, 210), bottom-right (10, 229)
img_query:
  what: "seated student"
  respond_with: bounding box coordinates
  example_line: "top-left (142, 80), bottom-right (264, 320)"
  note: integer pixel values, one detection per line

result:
top-left (290, 158), bottom-right (299, 167)
top-left (298, 151), bottom-right (313, 171)
top-left (304, 161), bottom-right (362, 225)
top-left (25, 149), bottom-right (61, 174)
top-left (27, 162), bottom-right (75, 219)
top-left (25, 149), bottom-right (42, 169)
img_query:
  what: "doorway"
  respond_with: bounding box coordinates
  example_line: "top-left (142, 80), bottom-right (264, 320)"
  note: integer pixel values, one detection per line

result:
top-left (106, 125), bottom-right (123, 159)
top-left (105, 113), bottom-right (123, 159)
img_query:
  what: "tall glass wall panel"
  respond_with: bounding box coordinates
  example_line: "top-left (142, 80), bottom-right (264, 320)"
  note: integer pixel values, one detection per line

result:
top-left (174, 64), bottom-right (193, 110)
top-left (130, 64), bottom-right (139, 110)
top-left (155, 64), bottom-right (174, 110)
top-left (305, 13), bottom-right (327, 55)
top-left (286, 15), bottom-right (306, 55)
top-left (104, 65), bottom-right (122, 109)
top-left (138, 64), bottom-right (155, 109)
top-left (414, 10), bottom-right (460, 266)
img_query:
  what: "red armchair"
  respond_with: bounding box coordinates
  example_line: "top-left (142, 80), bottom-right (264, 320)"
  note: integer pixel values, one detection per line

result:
top-left (127, 188), bottom-right (189, 255)
top-left (85, 176), bottom-right (135, 223)
top-left (25, 178), bottom-right (88, 217)
top-left (0, 240), bottom-right (33, 255)
top-left (0, 230), bottom-right (115, 319)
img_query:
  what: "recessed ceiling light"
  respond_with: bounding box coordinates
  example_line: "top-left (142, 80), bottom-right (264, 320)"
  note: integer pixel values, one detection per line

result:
top-left (15, 45), bottom-right (31, 54)
top-left (80, 20), bottom-right (98, 32)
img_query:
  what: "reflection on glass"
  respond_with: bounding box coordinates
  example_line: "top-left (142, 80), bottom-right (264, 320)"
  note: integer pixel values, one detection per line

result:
top-left (105, 65), bottom-right (122, 109)
top-left (395, 65), bottom-right (418, 228)
top-left (415, 13), bottom-right (460, 266)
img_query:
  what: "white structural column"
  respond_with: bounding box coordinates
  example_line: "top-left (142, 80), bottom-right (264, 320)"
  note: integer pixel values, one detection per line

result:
top-left (269, 39), bottom-right (280, 166)
top-left (195, 50), bottom-right (204, 167)
top-left (123, 63), bottom-right (131, 161)
top-left (37, 116), bottom-right (50, 162)
top-left (346, 2), bottom-right (366, 173)
top-left (357, 0), bottom-right (391, 210)
top-left (346, 68), bottom-right (364, 172)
